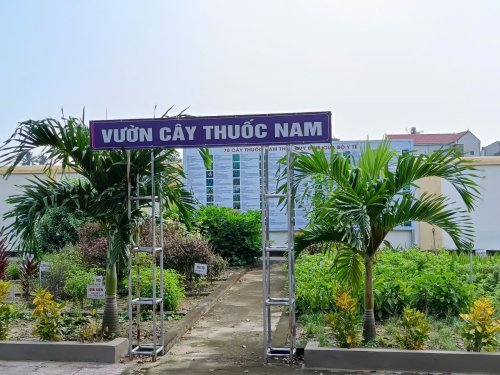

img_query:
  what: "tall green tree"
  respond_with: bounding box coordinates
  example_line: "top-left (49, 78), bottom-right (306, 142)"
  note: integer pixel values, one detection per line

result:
top-left (285, 142), bottom-right (479, 342)
top-left (0, 117), bottom-right (195, 336)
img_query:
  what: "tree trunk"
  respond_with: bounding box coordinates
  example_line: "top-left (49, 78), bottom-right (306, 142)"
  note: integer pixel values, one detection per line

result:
top-left (362, 254), bottom-right (376, 342)
top-left (102, 259), bottom-right (119, 337)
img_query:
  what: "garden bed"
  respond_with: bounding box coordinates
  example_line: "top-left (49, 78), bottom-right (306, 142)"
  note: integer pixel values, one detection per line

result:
top-left (1, 268), bottom-right (243, 360)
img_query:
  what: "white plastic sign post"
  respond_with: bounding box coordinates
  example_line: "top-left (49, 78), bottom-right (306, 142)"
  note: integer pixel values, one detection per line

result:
top-left (39, 261), bottom-right (52, 285)
top-left (87, 285), bottom-right (105, 299)
top-left (94, 276), bottom-right (103, 286)
top-left (193, 263), bottom-right (208, 276)
top-left (40, 262), bottom-right (51, 272)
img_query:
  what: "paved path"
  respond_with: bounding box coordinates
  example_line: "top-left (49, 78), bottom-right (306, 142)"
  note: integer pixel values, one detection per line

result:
top-left (139, 262), bottom-right (327, 375)
top-left (0, 361), bottom-right (126, 375)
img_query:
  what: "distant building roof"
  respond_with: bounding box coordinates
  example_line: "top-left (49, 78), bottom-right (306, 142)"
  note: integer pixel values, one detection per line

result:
top-left (385, 131), bottom-right (469, 145)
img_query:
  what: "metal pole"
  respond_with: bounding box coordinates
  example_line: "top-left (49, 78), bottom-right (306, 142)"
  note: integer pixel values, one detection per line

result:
top-left (135, 176), bottom-right (141, 348)
top-left (260, 145), bottom-right (269, 363)
top-left (469, 250), bottom-right (474, 284)
top-left (127, 150), bottom-right (133, 359)
top-left (286, 145), bottom-right (296, 359)
top-left (151, 150), bottom-right (158, 360)
top-left (159, 167), bottom-right (165, 354)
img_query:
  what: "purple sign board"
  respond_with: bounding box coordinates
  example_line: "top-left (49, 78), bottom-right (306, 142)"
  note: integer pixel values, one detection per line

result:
top-left (89, 112), bottom-right (331, 150)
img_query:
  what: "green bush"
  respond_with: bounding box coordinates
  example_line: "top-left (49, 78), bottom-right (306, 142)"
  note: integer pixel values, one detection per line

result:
top-left (194, 206), bottom-right (261, 266)
top-left (295, 249), bottom-right (479, 318)
top-left (35, 207), bottom-right (89, 253)
top-left (64, 269), bottom-right (102, 306)
top-left (6, 263), bottom-right (20, 280)
top-left (295, 253), bottom-right (337, 314)
top-left (40, 245), bottom-right (104, 301)
top-left (124, 267), bottom-right (185, 311)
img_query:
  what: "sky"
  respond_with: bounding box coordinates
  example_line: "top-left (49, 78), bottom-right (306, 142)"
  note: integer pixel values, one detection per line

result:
top-left (1, 1), bottom-right (500, 149)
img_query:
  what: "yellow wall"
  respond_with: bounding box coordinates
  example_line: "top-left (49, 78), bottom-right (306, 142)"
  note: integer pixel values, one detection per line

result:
top-left (418, 156), bottom-right (500, 250)
top-left (417, 177), bottom-right (442, 250)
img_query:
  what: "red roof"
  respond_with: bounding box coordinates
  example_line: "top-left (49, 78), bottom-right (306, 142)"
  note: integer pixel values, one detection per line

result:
top-left (385, 131), bottom-right (469, 145)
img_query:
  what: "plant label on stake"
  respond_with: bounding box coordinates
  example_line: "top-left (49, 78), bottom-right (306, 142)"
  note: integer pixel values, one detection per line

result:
top-left (40, 262), bottom-right (51, 272)
top-left (39, 261), bottom-right (51, 285)
top-left (194, 263), bottom-right (208, 276)
top-left (7, 288), bottom-right (15, 302)
top-left (94, 276), bottom-right (103, 286)
top-left (87, 285), bottom-right (105, 299)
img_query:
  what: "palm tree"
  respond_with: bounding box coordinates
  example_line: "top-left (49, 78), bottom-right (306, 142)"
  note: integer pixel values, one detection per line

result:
top-left (20, 151), bottom-right (37, 166)
top-left (0, 116), bottom-right (195, 336)
top-left (286, 142), bottom-right (479, 342)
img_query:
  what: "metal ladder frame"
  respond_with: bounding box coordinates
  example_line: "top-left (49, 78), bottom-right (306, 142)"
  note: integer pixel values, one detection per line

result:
top-left (261, 144), bottom-right (296, 362)
top-left (127, 150), bottom-right (165, 361)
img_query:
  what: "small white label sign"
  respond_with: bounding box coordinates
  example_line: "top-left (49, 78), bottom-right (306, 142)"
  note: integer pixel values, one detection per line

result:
top-left (194, 263), bottom-right (208, 276)
top-left (40, 262), bottom-right (51, 272)
top-left (6, 288), bottom-right (16, 302)
top-left (94, 276), bottom-right (103, 286)
top-left (87, 285), bottom-right (105, 299)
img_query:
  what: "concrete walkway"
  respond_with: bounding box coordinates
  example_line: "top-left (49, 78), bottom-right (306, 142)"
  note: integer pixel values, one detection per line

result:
top-left (138, 262), bottom-right (325, 375)
top-left (0, 361), bottom-right (126, 375)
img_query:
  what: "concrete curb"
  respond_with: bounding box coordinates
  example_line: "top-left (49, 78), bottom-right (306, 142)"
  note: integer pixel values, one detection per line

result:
top-left (0, 338), bottom-right (128, 363)
top-left (163, 268), bottom-right (248, 353)
top-left (304, 341), bottom-right (500, 374)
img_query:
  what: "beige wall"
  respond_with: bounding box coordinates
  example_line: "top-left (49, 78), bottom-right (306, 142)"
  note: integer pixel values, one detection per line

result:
top-left (418, 157), bottom-right (500, 251)
top-left (416, 177), bottom-right (443, 250)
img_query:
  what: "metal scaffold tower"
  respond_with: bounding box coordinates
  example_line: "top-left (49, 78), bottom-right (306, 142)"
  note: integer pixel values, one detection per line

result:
top-left (127, 150), bottom-right (165, 361)
top-left (260, 144), bottom-right (296, 362)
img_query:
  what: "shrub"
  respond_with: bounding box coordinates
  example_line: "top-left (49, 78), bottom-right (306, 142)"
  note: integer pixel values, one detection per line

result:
top-left (395, 307), bottom-right (431, 350)
top-left (0, 233), bottom-right (10, 280)
top-left (460, 297), bottom-right (500, 352)
top-left (295, 252), bottom-right (337, 314)
top-left (194, 206), bottom-right (261, 266)
top-left (164, 232), bottom-right (226, 288)
top-left (19, 255), bottom-right (39, 297)
top-left (374, 250), bottom-right (473, 318)
top-left (76, 223), bottom-right (107, 269)
top-left (125, 267), bottom-right (185, 311)
top-left (295, 250), bottom-right (477, 318)
top-left (139, 220), bottom-right (227, 289)
top-left (64, 269), bottom-right (101, 307)
top-left (32, 288), bottom-right (64, 341)
top-left (326, 290), bottom-right (362, 348)
top-left (6, 263), bottom-right (20, 280)
top-left (40, 245), bottom-right (99, 301)
top-left (0, 281), bottom-right (14, 340)
top-left (35, 207), bottom-right (89, 253)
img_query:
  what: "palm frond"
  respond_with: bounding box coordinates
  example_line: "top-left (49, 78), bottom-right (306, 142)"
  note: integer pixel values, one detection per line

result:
top-left (381, 192), bottom-right (475, 251)
top-left (393, 148), bottom-right (480, 211)
top-left (329, 246), bottom-right (363, 290)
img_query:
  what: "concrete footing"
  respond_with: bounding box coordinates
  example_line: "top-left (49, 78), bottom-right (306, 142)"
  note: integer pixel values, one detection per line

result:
top-left (0, 338), bottom-right (128, 363)
top-left (304, 341), bottom-right (500, 374)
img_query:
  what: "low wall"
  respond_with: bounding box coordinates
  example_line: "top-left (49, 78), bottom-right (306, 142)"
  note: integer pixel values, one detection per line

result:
top-left (0, 338), bottom-right (128, 363)
top-left (304, 341), bottom-right (500, 374)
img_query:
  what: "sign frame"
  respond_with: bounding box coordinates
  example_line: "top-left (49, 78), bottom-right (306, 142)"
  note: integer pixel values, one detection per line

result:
top-left (90, 112), bottom-right (332, 150)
